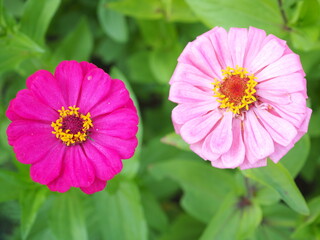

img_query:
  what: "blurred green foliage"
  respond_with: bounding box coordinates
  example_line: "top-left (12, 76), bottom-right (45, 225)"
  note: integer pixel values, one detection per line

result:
top-left (0, 0), bottom-right (320, 239)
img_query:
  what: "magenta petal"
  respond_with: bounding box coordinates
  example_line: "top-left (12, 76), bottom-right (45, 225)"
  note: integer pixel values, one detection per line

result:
top-left (47, 177), bottom-right (71, 193)
top-left (93, 108), bottom-right (138, 139)
top-left (81, 178), bottom-right (107, 194)
top-left (78, 68), bottom-right (112, 113)
top-left (84, 141), bottom-right (123, 181)
top-left (80, 61), bottom-right (98, 75)
top-left (54, 60), bottom-right (83, 106)
top-left (26, 70), bottom-right (66, 110)
top-left (13, 133), bottom-right (58, 164)
top-left (7, 119), bottom-right (52, 146)
top-left (90, 79), bottom-right (130, 117)
top-left (30, 143), bottom-right (65, 185)
top-left (9, 89), bottom-right (57, 122)
top-left (62, 145), bottom-right (95, 188)
top-left (91, 132), bottom-right (138, 159)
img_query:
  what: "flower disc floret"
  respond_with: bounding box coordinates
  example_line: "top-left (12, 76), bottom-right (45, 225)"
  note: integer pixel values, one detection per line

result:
top-left (51, 106), bottom-right (93, 146)
top-left (213, 66), bottom-right (257, 114)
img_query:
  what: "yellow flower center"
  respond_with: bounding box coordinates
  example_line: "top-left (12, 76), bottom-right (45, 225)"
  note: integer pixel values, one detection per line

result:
top-left (213, 66), bottom-right (258, 114)
top-left (51, 106), bottom-right (93, 146)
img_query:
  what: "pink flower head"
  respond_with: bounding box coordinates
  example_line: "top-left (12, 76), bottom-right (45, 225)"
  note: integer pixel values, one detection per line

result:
top-left (169, 27), bottom-right (311, 169)
top-left (6, 61), bottom-right (139, 193)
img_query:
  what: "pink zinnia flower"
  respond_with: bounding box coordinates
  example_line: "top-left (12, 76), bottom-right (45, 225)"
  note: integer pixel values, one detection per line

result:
top-left (6, 60), bottom-right (139, 193)
top-left (169, 27), bottom-right (311, 169)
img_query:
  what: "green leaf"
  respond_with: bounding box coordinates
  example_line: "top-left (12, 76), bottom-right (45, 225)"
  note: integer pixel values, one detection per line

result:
top-left (51, 18), bottom-right (93, 67)
top-left (50, 192), bottom-right (88, 240)
top-left (97, 0), bottom-right (128, 43)
top-left (185, 0), bottom-right (285, 36)
top-left (161, 132), bottom-right (191, 152)
top-left (93, 178), bottom-right (148, 240)
top-left (20, 0), bottom-right (61, 45)
top-left (141, 190), bottom-right (168, 233)
top-left (293, 196), bottom-right (320, 239)
top-left (250, 203), bottom-right (299, 240)
top-left (309, 109), bottom-right (320, 137)
top-left (200, 193), bottom-right (262, 240)
top-left (149, 158), bottom-right (235, 223)
top-left (109, 0), bottom-right (163, 19)
top-left (20, 187), bottom-right (47, 240)
top-left (242, 160), bottom-right (309, 215)
top-left (161, 0), bottom-right (198, 22)
top-left (280, 134), bottom-right (310, 177)
top-left (0, 169), bottom-right (25, 202)
top-left (160, 214), bottom-right (205, 240)
top-left (149, 44), bottom-right (182, 84)
top-left (110, 67), bottom-right (142, 178)
top-left (0, 31), bottom-right (44, 73)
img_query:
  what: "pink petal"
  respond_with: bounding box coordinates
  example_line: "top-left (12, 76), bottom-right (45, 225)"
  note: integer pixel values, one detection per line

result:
top-left (210, 160), bottom-right (227, 169)
top-left (78, 68), bottom-right (112, 113)
top-left (30, 143), bottom-right (65, 184)
top-left (170, 62), bottom-right (216, 90)
top-left (239, 158), bottom-right (267, 170)
top-left (13, 132), bottom-right (59, 164)
top-left (258, 90), bottom-right (292, 105)
top-left (208, 111), bottom-right (233, 154)
top-left (190, 35), bottom-right (223, 79)
top-left (84, 141), bottom-right (123, 181)
top-left (169, 82), bottom-right (213, 104)
top-left (208, 27), bottom-right (232, 68)
top-left (257, 72), bottom-right (305, 93)
top-left (6, 100), bottom-right (20, 121)
top-left (243, 27), bottom-right (267, 68)
top-left (92, 108), bottom-right (138, 139)
top-left (254, 108), bottom-right (297, 146)
top-left (89, 79), bottom-right (130, 118)
top-left (248, 37), bottom-right (285, 74)
top-left (54, 60), bottom-right (83, 106)
top-left (178, 42), bottom-right (216, 78)
top-left (221, 118), bottom-right (245, 168)
top-left (172, 100), bottom-right (218, 125)
top-left (10, 89), bottom-right (57, 122)
top-left (90, 133), bottom-right (138, 159)
top-left (256, 54), bottom-right (304, 81)
top-left (80, 178), bottom-right (107, 194)
top-left (243, 110), bottom-right (274, 161)
top-left (26, 70), bottom-right (66, 110)
top-left (180, 110), bottom-right (221, 144)
top-left (269, 142), bottom-right (294, 163)
top-left (228, 28), bottom-right (248, 67)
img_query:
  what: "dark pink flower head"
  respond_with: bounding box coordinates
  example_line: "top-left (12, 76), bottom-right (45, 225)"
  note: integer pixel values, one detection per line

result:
top-left (169, 27), bottom-right (311, 169)
top-left (6, 61), bottom-right (139, 194)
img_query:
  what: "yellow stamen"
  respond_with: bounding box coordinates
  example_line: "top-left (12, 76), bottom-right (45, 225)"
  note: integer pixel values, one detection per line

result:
top-left (51, 106), bottom-right (93, 146)
top-left (213, 66), bottom-right (258, 114)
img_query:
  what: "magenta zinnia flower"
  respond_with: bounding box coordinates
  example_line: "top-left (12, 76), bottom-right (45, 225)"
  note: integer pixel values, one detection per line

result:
top-left (169, 27), bottom-right (311, 169)
top-left (6, 61), bottom-right (139, 193)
